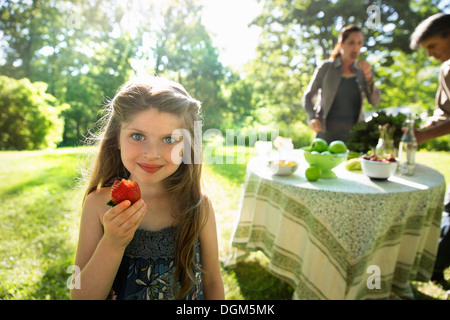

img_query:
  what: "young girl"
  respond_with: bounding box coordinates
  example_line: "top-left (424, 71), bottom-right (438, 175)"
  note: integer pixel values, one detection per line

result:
top-left (71, 76), bottom-right (224, 300)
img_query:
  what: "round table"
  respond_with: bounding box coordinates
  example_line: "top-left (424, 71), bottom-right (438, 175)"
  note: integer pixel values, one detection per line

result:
top-left (227, 154), bottom-right (446, 299)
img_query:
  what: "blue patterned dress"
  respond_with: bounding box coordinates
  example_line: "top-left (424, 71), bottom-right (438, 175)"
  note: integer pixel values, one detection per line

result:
top-left (108, 226), bottom-right (203, 300)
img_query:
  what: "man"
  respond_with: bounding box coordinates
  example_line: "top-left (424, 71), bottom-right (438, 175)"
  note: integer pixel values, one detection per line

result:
top-left (410, 12), bottom-right (450, 290)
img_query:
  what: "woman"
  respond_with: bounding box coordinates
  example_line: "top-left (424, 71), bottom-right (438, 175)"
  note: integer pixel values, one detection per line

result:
top-left (302, 25), bottom-right (381, 143)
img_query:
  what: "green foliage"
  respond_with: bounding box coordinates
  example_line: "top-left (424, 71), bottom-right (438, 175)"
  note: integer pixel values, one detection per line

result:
top-left (254, 0), bottom-right (440, 61)
top-left (0, 0), bottom-right (143, 145)
top-left (0, 76), bottom-right (66, 150)
top-left (224, 75), bottom-right (257, 129)
top-left (347, 111), bottom-right (407, 153)
top-left (277, 120), bottom-right (315, 148)
top-left (60, 75), bottom-right (103, 146)
top-left (421, 134), bottom-right (450, 151)
top-left (0, 0), bottom-right (61, 80)
top-left (373, 49), bottom-right (440, 112)
top-left (150, 1), bottom-right (227, 129)
top-left (1, 0), bottom-right (230, 145)
top-left (348, 109), bottom-right (450, 153)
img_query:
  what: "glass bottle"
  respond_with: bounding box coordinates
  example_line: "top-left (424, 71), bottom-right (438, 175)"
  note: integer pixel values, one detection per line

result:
top-left (375, 123), bottom-right (394, 158)
top-left (278, 137), bottom-right (293, 159)
top-left (398, 114), bottom-right (418, 175)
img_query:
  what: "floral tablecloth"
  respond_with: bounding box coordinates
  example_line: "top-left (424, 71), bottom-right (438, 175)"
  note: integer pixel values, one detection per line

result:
top-left (227, 156), bottom-right (446, 299)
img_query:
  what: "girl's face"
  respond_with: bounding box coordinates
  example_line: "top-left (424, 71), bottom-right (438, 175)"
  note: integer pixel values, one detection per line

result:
top-left (339, 31), bottom-right (364, 62)
top-left (118, 108), bottom-right (185, 187)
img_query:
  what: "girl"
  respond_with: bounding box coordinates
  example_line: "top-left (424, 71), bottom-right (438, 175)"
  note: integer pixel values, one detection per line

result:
top-left (303, 25), bottom-right (381, 143)
top-left (71, 76), bottom-right (224, 300)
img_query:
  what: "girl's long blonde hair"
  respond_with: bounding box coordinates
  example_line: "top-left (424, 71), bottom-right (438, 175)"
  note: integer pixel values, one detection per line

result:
top-left (83, 75), bottom-right (207, 299)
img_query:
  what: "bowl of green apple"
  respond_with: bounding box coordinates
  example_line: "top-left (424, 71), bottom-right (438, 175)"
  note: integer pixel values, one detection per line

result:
top-left (301, 138), bottom-right (348, 179)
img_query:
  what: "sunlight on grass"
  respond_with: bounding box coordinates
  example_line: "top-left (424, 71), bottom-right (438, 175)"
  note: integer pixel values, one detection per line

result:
top-left (203, 145), bottom-right (256, 260)
top-left (0, 149), bottom-right (85, 299)
top-left (416, 151), bottom-right (450, 184)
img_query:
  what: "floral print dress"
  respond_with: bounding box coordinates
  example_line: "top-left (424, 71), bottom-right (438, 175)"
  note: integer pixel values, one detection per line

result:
top-left (108, 226), bottom-right (203, 300)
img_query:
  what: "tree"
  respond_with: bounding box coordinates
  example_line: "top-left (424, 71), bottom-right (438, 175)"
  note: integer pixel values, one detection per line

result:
top-left (0, 0), bottom-right (230, 144)
top-left (0, 76), bottom-right (66, 150)
top-left (253, 0), bottom-right (441, 64)
top-left (0, 0), bottom-right (57, 80)
top-left (375, 49), bottom-right (440, 110)
top-left (0, 0), bottom-right (145, 145)
top-left (147, 0), bottom-right (227, 129)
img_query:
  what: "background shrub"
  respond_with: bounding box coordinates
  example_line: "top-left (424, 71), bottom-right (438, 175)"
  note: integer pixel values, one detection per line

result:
top-left (0, 76), bottom-right (67, 150)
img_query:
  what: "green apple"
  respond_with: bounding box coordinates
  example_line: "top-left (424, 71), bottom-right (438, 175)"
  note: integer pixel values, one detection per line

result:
top-left (305, 166), bottom-right (321, 181)
top-left (311, 138), bottom-right (328, 153)
top-left (328, 140), bottom-right (348, 154)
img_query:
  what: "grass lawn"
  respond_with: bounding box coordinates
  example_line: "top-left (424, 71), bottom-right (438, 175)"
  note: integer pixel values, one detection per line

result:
top-left (0, 147), bottom-right (448, 300)
top-left (0, 148), bottom-right (85, 299)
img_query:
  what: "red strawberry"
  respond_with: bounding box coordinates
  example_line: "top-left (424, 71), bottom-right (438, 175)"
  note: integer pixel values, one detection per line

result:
top-left (107, 179), bottom-right (141, 207)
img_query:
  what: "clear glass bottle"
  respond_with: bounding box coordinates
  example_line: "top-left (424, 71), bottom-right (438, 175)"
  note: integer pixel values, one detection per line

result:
top-left (278, 137), bottom-right (293, 160)
top-left (398, 114), bottom-right (418, 175)
top-left (375, 123), bottom-right (394, 159)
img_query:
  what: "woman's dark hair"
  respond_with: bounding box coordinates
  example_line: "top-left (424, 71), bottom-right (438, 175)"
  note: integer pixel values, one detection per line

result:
top-left (410, 13), bottom-right (450, 50)
top-left (330, 25), bottom-right (363, 60)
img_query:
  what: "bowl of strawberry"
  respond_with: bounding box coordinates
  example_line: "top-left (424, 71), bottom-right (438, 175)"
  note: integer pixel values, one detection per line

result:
top-left (360, 153), bottom-right (398, 181)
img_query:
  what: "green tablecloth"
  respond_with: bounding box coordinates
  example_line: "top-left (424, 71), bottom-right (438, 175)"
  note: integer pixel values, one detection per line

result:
top-left (227, 156), bottom-right (446, 299)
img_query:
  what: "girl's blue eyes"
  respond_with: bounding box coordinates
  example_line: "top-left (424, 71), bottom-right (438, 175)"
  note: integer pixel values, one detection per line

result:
top-left (162, 137), bottom-right (176, 144)
top-left (131, 133), bottom-right (145, 141)
top-left (131, 134), bottom-right (177, 144)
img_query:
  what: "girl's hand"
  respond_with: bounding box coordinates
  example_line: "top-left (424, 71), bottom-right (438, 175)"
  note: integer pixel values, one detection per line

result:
top-left (102, 199), bottom-right (146, 249)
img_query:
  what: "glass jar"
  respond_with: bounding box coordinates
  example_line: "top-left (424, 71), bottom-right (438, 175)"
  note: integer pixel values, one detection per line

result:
top-left (375, 123), bottom-right (394, 158)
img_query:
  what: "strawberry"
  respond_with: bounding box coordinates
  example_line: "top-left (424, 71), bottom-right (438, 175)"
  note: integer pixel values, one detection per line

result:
top-left (107, 179), bottom-right (141, 207)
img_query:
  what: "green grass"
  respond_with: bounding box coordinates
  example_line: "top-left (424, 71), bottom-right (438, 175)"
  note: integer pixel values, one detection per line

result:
top-left (202, 145), bottom-right (294, 299)
top-left (416, 151), bottom-right (450, 181)
top-left (0, 148), bottom-right (85, 299)
top-left (0, 147), bottom-right (449, 299)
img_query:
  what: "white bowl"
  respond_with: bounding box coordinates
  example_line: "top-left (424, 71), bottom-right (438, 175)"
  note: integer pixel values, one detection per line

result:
top-left (268, 160), bottom-right (299, 176)
top-left (360, 158), bottom-right (398, 180)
